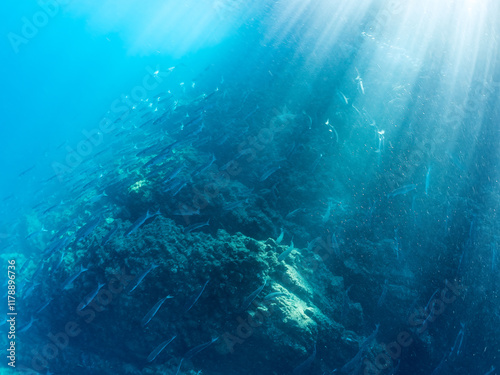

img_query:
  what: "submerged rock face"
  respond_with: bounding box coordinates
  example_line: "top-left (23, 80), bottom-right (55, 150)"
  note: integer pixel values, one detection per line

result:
top-left (18, 208), bottom-right (382, 375)
top-left (99, 217), bottom-right (353, 374)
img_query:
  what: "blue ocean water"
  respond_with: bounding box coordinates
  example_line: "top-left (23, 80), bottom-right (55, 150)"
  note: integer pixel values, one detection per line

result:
top-left (1, 1), bottom-right (499, 374)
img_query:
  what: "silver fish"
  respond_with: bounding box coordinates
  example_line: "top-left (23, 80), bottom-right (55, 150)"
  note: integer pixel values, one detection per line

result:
top-left (425, 166), bottom-right (432, 195)
top-left (239, 279), bottom-right (267, 312)
top-left (263, 292), bottom-right (287, 301)
top-left (184, 336), bottom-right (219, 359)
top-left (62, 264), bottom-right (88, 290)
top-left (124, 210), bottom-right (160, 237)
top-left (259, 165), bottom-right (281, 182)
top-left (78, 282), bottom-right (105, 311)
top-left (387, 184), bottom-right (416, 198)
top-left (147, 335), bottom-right (177, 362)
top-left (276, 228), bottom-right (284, 244)
top-left (278, 239), bottom-right (295, 262)
top-left (183, 219), bottom-right (210, 233)
top-left (184, 279), bottom-right (209, 313)
top-left (125, 263), bottom-right (159, 294)
top-left (142, 295), bottom-right (174, 327)
top-left (18, 316), bottom-right (36, 333)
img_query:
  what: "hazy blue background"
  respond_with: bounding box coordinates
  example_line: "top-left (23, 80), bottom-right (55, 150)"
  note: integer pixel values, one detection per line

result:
top-left (0, 0), bottom-right (259, 199)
